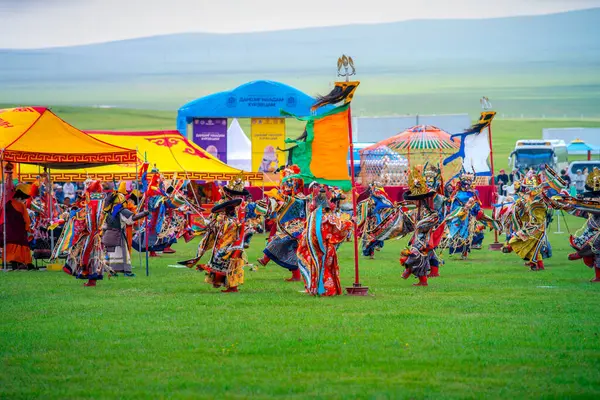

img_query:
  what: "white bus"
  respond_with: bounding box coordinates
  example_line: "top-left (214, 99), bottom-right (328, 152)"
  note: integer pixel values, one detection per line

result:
top-left (508, 139), bottom-right (569, 172)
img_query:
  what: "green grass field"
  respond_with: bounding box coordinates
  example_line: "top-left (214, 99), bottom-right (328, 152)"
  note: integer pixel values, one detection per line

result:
top-left (1, 223), bottom-right (600, 399)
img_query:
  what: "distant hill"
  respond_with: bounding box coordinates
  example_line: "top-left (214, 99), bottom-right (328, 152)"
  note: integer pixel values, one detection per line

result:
top-left (1, 8), bottom-right (599, 82)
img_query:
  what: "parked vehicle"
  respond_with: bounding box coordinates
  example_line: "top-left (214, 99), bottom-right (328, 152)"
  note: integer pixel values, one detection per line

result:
top-left (508, 139), bottom-right (568, 172)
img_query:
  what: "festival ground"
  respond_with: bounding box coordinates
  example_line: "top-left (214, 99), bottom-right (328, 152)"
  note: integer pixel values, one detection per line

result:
top-left (2, 104), bottom-right (598, 172)
top-left (2, 217), bottom-right (599, 399)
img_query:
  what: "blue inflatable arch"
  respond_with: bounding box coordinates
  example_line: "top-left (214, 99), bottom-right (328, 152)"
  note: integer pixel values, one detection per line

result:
top-left (177, 80), bottom-right (332, 134)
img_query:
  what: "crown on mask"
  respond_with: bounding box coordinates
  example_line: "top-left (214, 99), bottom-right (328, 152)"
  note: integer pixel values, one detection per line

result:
top-left (226, 173), bottom-right (245, 192)
top-left (407, 166), bottom-right (431, 197)
top-left (586, 167), bottom-right (600, 192)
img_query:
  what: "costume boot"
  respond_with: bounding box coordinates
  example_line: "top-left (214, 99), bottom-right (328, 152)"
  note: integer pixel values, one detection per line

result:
top-left (536, 260), bottom-right (545, 271)
top-left (428, 266), bottom-right (440, 278)
top-left (257, 255), bottom-right (270, 266)
top-left (183, 231), bottom-right (194, 243)
top-left (163, 246), bottom-right (176, 254)
top-left (84, 279), bottom-right (97, 287)
top-left (413, 276), bottom-right (428, 286)
top-left (286, 269), bottom-right (302, 282)
top-left (591, 267), bottom-right (600, 283)
top-left (149, 251), bottom-right (159, 257)
top-left (62, 265), bottom-right (73, 275)
top-left (221, 286), bottom-right (239, 293)
top-left (401, 268), bottom-right (412, 279)
top-left (568, 252), bottom-right (583, 261)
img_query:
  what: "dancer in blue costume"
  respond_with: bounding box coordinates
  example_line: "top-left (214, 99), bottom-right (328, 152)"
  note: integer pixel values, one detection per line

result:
top-left (444, 170), bottom-right (484, 260)
top-left (360, 181), bottom-right (396, 258)
top-left (132, 166), bottom-right (178, 257)
top-left (257, 165), bottom-right (307, 281)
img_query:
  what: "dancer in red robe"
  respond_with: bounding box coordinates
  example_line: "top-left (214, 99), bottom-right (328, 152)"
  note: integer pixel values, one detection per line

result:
top-left (297, 183), bottom-right (353, 296)
top-left (3, 183), bottom-right (34, 270)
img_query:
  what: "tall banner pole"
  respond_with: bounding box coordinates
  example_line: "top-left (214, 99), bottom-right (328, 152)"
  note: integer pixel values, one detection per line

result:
top-left (482, 98), bottom-right (502, 250)
top-left (338, 55), bottom-right (368, 296)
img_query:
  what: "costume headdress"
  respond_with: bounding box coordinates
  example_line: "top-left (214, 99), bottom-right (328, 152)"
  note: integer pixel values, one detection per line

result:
top-left (14, 183), bottom-right (32, 199)
top-left (117, 181), bottom-right (127, 195)
top-left (424, 163), bottom-right (442, 192)
top-left (211, 198), bottom-right (242, 214)
top-left (459, 168), bottom-right (475, 187)
top-left (280, 165), bottom-right (304, 195)
top-left (309, 182), bottom-right (335, 211)
top-left (585, 167), bottom-right (600, 193)
top-left (223, 173), bottom-right (250, 197)
top-left (403, 166), bottom-right (435, 201)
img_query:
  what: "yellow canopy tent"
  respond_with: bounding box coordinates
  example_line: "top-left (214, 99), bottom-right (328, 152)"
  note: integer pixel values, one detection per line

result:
top-left (0, 107), bottom-right (136, 168)
top-left (18, 130), bottom-right (263, 183)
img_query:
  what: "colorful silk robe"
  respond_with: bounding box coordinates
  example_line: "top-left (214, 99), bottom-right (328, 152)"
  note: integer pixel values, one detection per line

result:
top-left (508, 198), bottom-right (549, 263)
top-left (297, 207), bottom-right (353, 296)
top-left (58, 193), bottom-right (107, 280)
top-left (263, 194), bottom-right (308, 271)
top-left (196, 213), bottom-right (246, 290)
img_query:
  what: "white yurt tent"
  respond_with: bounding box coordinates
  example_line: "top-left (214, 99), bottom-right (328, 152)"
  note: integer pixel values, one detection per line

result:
top-left (227, 118), bottom-right (252, 171)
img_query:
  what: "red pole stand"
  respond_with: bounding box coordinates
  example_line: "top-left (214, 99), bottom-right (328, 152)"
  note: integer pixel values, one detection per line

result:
top-left (487, 116), bottom-right (503, 251)
top-left (345, 105), bottom-right (369, 296)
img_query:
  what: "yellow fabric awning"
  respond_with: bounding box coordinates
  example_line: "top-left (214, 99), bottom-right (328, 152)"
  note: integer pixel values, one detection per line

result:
top-left (18, 130), bottom-right (263, 183)
top-left (0, 107), bottom-right (136, 168)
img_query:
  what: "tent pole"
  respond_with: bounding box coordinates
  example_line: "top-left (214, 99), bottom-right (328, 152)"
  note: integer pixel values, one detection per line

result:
top-left (144, 153), bottom-right (149, 277)
top-left (136, 147), bottom-right (142, 271)
top-left (345, 103), bottom-right (368, 296)
top-left (2, 160), bottom-right (6, 272)
top-left (49, 169), bottom-right (55, 257)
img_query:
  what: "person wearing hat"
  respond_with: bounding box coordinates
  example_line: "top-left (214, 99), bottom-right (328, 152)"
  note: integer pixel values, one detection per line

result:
top-left (399, 167), bottom-right (446, 286)
top-left (549, 167), bottom-right (600, 282)
top-left (3, 183), bottom-right (34, 270)
top-left (102, 184), bottom-right (149, 277)
top-left (445, 169), bottom-right (485, 260)
top-left (132, 169), bottom-right (178, 257)
top-left (243, 194), bottom-right (261, 249)
top-left (507, 171), bottom-right (550, 271)
top-left (61, 180), bottom-right (106, 286)
top-left (257, 172), bottom-right (307, 282)
top-left (359, 181), bottom-right (395, 259)
top-left (178, 198), bottom-right (246, 292)
top-left (296, 183), bottom-right (353, 296)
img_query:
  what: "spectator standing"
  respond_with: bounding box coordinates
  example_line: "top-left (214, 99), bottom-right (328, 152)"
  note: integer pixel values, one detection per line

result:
top-left (560, 169), bottom-right (572, 188)
top-left (63, 181), bottom-right (76, 201)
top-left (496, 169), bottom-right (510, 195)
top-left (54, 184), bottom-right (65, 204)
top-left (574, 169), bottom-right (586, 194)
top-left (510, 169), bottom-right (521, 183)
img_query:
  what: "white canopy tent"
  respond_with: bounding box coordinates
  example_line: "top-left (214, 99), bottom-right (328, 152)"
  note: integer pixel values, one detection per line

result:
top-left (227, 118), bottom-right (252, 171)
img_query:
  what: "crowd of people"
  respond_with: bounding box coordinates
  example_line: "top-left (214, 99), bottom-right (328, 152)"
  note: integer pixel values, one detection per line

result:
top-left (495, 167), bottom-right (592, 197)
top-left (4, 157), bottom-right (600, 295)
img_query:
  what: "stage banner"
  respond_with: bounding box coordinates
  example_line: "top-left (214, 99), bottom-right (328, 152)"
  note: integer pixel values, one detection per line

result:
top-left (192, 118), bottom-right (228, 163)
top-left (251, 118), bottom-right (286, 182)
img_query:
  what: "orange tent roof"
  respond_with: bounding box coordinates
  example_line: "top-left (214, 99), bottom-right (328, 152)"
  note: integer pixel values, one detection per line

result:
top-left (0, 107), bottom-right (136, 168)
top-left (18, 130), bottom-right (263, 183)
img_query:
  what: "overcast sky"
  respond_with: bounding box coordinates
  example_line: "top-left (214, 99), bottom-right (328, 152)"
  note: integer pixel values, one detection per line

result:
top-left (1, 0), bottom-right (599, 49)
